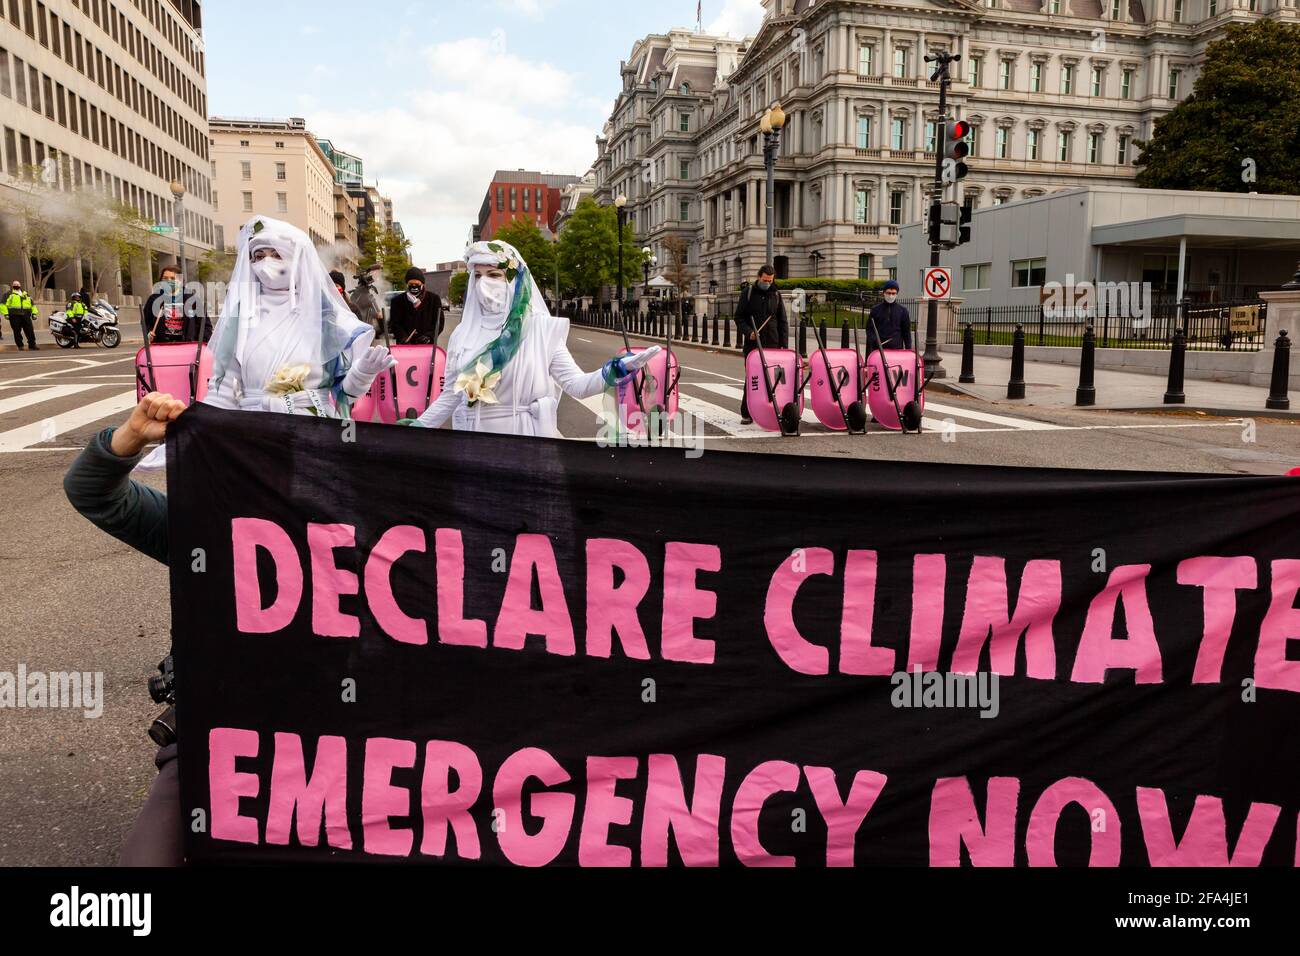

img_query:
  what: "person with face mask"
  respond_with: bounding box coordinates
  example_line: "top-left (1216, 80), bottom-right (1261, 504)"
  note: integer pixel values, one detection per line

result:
top-left (142, 266), bottom-right (210, 344)
top-left (2, 280), bottom-right (40, 350)
top-left (389, 266), bottom-right (444, 346)
top-left (410, 239), bottom-right (659, 437)
top-left (867, 280), bottom-right (913, 355)
top-left (733, 265), bottom-right (789, 425)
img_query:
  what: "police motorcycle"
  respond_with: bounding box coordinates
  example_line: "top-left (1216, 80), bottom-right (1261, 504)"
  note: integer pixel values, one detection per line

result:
top-left (50, 297), bottom-right (122, 349)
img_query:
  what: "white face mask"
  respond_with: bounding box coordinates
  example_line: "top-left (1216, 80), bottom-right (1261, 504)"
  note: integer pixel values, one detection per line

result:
top-left (407, 291), bottom-right (421, 305)
top-left (476, 276), bottom-right (509, 314)
top-left (252, 258), bottom-right (290, 291)
top-left (884, 293), bottom-right (898, 302)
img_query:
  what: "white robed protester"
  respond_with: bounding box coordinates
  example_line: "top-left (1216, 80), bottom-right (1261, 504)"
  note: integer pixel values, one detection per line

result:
top-left (135, 216), bottom-right (394, 469)
top-left (411, 239), bottom-right (658, 437)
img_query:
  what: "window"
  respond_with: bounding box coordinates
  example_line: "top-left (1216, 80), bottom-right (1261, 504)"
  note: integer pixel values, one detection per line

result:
top-left (996, 127), bottom-right (1009, 159)
top-left (679, 112), bottom-right (691, 133)
top-left (1057, 130), bottom-right (1071, 162)
top-left (855, 189), bottom-right (870, 224)
top-left (679, 199), bottom-right (690, 220)
top-left (858, 45), bottom-right (873, 76)
top-left (1088, 131), bottom-right (1101, 163)
top-left (510, 188), bottom-right (516, 211)
top-left (858, 254), bottom-right (872, 280)
top-left (242, 191), bottom-right (253, 212)
top-left (523, 189), bottom-right (530, 212)
top-left (891, 118), bottom-right (905, 150)
top-left (1091, 67), bottom-right (1103, 96)
top-left (1121, 69), bottom-right (1133, 99)
top-left (1117, 133), bottom-right (1130, 164)
top-left (240, 139), bottom-right (249, 147)
top-left (1030, 63), bottom-right (1042, 92)
top-left (680, 81), bottom-right (691, 95)
top-left (1060, 64), bottom-right (1074, 95)
top-left (968, 57), bottom-right (981, 87)
top-left (240, 160), bottom-right (251, 180)
top-left (1173, 0), bottom-right (1183, 19)
top-left (889, 190), bottom-right (904, 225)
top-left (1167, 69), bottom-right (1180, 99)
top-left (1012, 258), bottom-right (1047, 288)
top-left (680, 159), bottom-right (690, 179)
top-left (962, 263), bottom-right (991, 291)
top-left (1111, 0), bottom-right (1121, 16)
top-left (1208, 0), bottom-right (1217, 13)
top-left (275, 141), bottom-right (285, 149)
top-left (275, 161), bottom-right (286, 181)
top-left (1027, 129), bottom-right (1040, 161)
top-left (0, 49), bottom-right (9, 99)
top-left (212, 190), bottom-right (218, 211)
top-left (856, 115), bottom-right (871, 149)
top-left (893, 47), bottom-right (907, 78)
top-left (496, 187), bottom-right (503, 212)
top-left (997, 60), bottom-right (1012, 90)
top-left (1049, 0), bottom-right (1061, 10)
top-left (925, 120), bottom-right (937, 153)
top-left (276, 192), bottom-right (287, 214)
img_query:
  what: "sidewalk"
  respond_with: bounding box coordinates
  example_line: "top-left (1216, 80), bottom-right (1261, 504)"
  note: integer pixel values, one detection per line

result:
top-left (932, 348), bottom-right (1296, 419)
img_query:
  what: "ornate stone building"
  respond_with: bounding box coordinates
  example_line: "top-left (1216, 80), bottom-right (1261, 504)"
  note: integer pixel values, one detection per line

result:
top-left (587, 0), bottom-right (1293, 291)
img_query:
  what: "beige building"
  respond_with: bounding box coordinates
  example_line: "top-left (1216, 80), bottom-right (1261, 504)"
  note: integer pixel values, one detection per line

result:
top-left (591, 0), bottom-right (1296, 292)
top-left (0, 0), bottom-right (216, 303)
top-left (209, 116), bottom-right (336, 251)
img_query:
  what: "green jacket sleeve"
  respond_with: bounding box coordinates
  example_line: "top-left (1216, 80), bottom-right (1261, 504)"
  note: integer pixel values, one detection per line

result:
top-left (63, 428), bottom-right (169, 565)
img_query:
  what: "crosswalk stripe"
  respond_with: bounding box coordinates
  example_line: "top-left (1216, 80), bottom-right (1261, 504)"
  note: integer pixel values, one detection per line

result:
top-left (0, 384), bottom-right (103, 417)
top-left (689, 382), bottom-right (823, 427)
top-left (0, 390), bottom-right (139, 453)
top-left (924, 401), bottom-right (1066, 431)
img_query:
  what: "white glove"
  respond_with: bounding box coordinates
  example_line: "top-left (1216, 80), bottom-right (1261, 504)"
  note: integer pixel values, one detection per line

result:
top-left (258, 391), bottom-right (318, 415)
top-left (342, 345), bottom-right (396, 398)
top-left (620, 346), bottom-right (662, 374)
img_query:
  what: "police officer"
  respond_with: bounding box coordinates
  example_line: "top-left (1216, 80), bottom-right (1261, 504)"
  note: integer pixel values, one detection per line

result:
top-left (2, 280), bottom-right (40, 350)
top-left (867, 280), bottom-right (913, 354)
top-left (734, 265), bottom-right (788, 425)
top-left (66, 293), bottom-right (90, 346)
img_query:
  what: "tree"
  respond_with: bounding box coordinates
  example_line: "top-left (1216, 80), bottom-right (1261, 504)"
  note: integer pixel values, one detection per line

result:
top-left (555, 197), bottom-right (645, 299)
top-left (448, 270), bottom-right (469, 306)
top-left (1135, 20), bottom-right (1300, 193)
top-left (196, 248), bottom-right (237, 284)
top-left (0, 166), bottom-right (80, 292)
top-left (492, 216), bottom-right (556, 295)
top-left (660, 235), bottom-right (694, 332)
top-left (379, 229), bottom-right (413, 288)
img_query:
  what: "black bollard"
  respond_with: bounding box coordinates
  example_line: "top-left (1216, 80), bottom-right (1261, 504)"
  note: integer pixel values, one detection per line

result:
top-left (798, 320), bottom-right (807, 357)
top-left (841, 322), bottom-right (851, 350)
top-left (1007, 325), bottom-right (1026, 400)
top-left (692, 314), bottom-right (699, 343)
top-left (1267, 330), bottom-right (1291, 411)
top-left (959, 323), bottom-right (976, 384)
top-left (1164, 328), bottom-right (1187, 405)
top-left (819, 320), bottom-right (829, 354)
top-left (1076, 324), bottom-right (1096, 407)
top-left (723, 316), bottom-right (732, 349)
top-left (710, 316), bottom-right (718, 346)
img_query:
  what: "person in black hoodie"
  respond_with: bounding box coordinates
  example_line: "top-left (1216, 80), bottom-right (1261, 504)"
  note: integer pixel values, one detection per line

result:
top-left (141, 266), bottom-right (210, 344)
top-left (866, 280), bottom-right (913, 354)
top-left (388, 266), bottom-right (444, 345)
top-left (733, 265), bottom-right (789, 425)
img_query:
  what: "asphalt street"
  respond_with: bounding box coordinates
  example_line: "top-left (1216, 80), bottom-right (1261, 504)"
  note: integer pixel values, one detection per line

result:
top-left (0, 322), bottom-right (1296, 865)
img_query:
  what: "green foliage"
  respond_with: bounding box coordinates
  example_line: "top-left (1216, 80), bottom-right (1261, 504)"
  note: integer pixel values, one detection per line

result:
top-left (449, 270), bottom-right (469, 306)
top-left (1135, 20), bottom-right (1300, 193)
top-left (492, 217), bottom-right (555, 292)
top-left (357, 221), bottom-right (411, 286)
top-left (196, 248), bottom-right (237, 284)
top-left (775, 278), bottom-right (886, 295)
top-left (555, 198), bottom-right (645, 298)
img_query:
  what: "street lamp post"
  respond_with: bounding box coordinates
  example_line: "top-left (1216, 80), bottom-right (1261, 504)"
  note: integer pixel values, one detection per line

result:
top-left (170, 179), bottom-right (187, 284)
top-left (642, 245), bottom-right (652, 297)
top-left (614, 194), bottom-right (628, 311)
top-left (760, 103), bottom-right (786, 272)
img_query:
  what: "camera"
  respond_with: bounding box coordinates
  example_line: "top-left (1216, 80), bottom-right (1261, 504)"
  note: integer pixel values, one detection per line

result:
top-left (148, 656), bottom-right (177, 748)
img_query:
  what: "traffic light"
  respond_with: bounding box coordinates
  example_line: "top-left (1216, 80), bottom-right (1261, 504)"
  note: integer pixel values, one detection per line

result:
top-left (928, 201), bottom-right (942, 246)
top-left (928, 202), bottom-right (962, 248)
top-left (943, 119), bottom-right (971, 183)
top-left (959, 201), bottom-right (973, 246)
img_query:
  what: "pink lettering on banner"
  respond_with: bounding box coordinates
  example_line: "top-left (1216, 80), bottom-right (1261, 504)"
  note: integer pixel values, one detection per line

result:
top-left (420, 740), bottom-right (483, 860)
top-left (764, 547), bottom-right (834, 675)
top-left (641, 754), bottom-right (726, 867)
top-left (951, 557), bottom-right (1062, 679)
top-left (907, 554), bottom-right (947, 672)
top-left (1070, 565), bottom-right (1163, 684)
top-left (308, 523), bottom-right (360, 639)
top-left (730, 760), bottom-right (800, 867)
top-left (494, 535), bottom-right (576, 655)
top-left (209, 728), bottom-right (262, 844)
top-left (266, 733), bottom-right (351, 849)
top-left (435, 528), bottom-right (487, 648)
top-left (661, 542), bottom-right (721, 664)
top-left (1026, 777), bottom-right (1121, 867)
top-left (840, 550), bottom-right (895, 676)
top-left (1136, 786), bottom-right (1280, 866)
top-left (1255, 559), bottom-right (1300, 693)
top-left (493, 747), bottom-right (575, 867)
top-left (232, 518), bottom-right (303, 634)
top-left (365, 526), bottom-right (428, 646)
top-left (1176, 557), bottom-right (1258, 684)
top-left (585, 538), bottom-right (652, 660)
top-left (361, 737), bottom-right (417, 857)
top-left (804, 766), bottom-right (887, 867)
top-left (928, 776), bottom-right (1020, 867)
top-left (578, 756), bottom-right (639, 866)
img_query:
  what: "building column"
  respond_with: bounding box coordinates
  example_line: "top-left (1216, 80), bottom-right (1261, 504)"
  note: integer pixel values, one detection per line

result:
top-left (878, 174), bottom-right (889, 223)
top-left (883, 29), bottom-right (892, 75)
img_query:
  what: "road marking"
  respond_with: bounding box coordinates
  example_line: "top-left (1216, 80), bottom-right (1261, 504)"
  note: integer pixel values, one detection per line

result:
top-left (0, 384), bottom-right (102, 417)
top-left (689, 382), bottom-right (823, 429)
top-left (0, 390), bottom-right (138, 453)
top-left (0, 355), bottom-right (133, 387)
top-left (924, 401), bottom-right (1066, 431)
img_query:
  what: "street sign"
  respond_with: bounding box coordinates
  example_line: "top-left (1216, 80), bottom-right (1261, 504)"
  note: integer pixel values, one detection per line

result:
top-left (149, 225), bottom-right (176, 234)
top-left (923, 267), bottom-right (952, 301)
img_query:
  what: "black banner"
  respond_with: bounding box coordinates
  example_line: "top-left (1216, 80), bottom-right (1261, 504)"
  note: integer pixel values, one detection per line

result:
top-left (168, 404), bottom-right (1300, 866)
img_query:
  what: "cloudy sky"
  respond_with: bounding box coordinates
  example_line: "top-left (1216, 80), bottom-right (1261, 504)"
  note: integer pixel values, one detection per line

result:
top-left (203, 0), bottom-right (768, 266)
